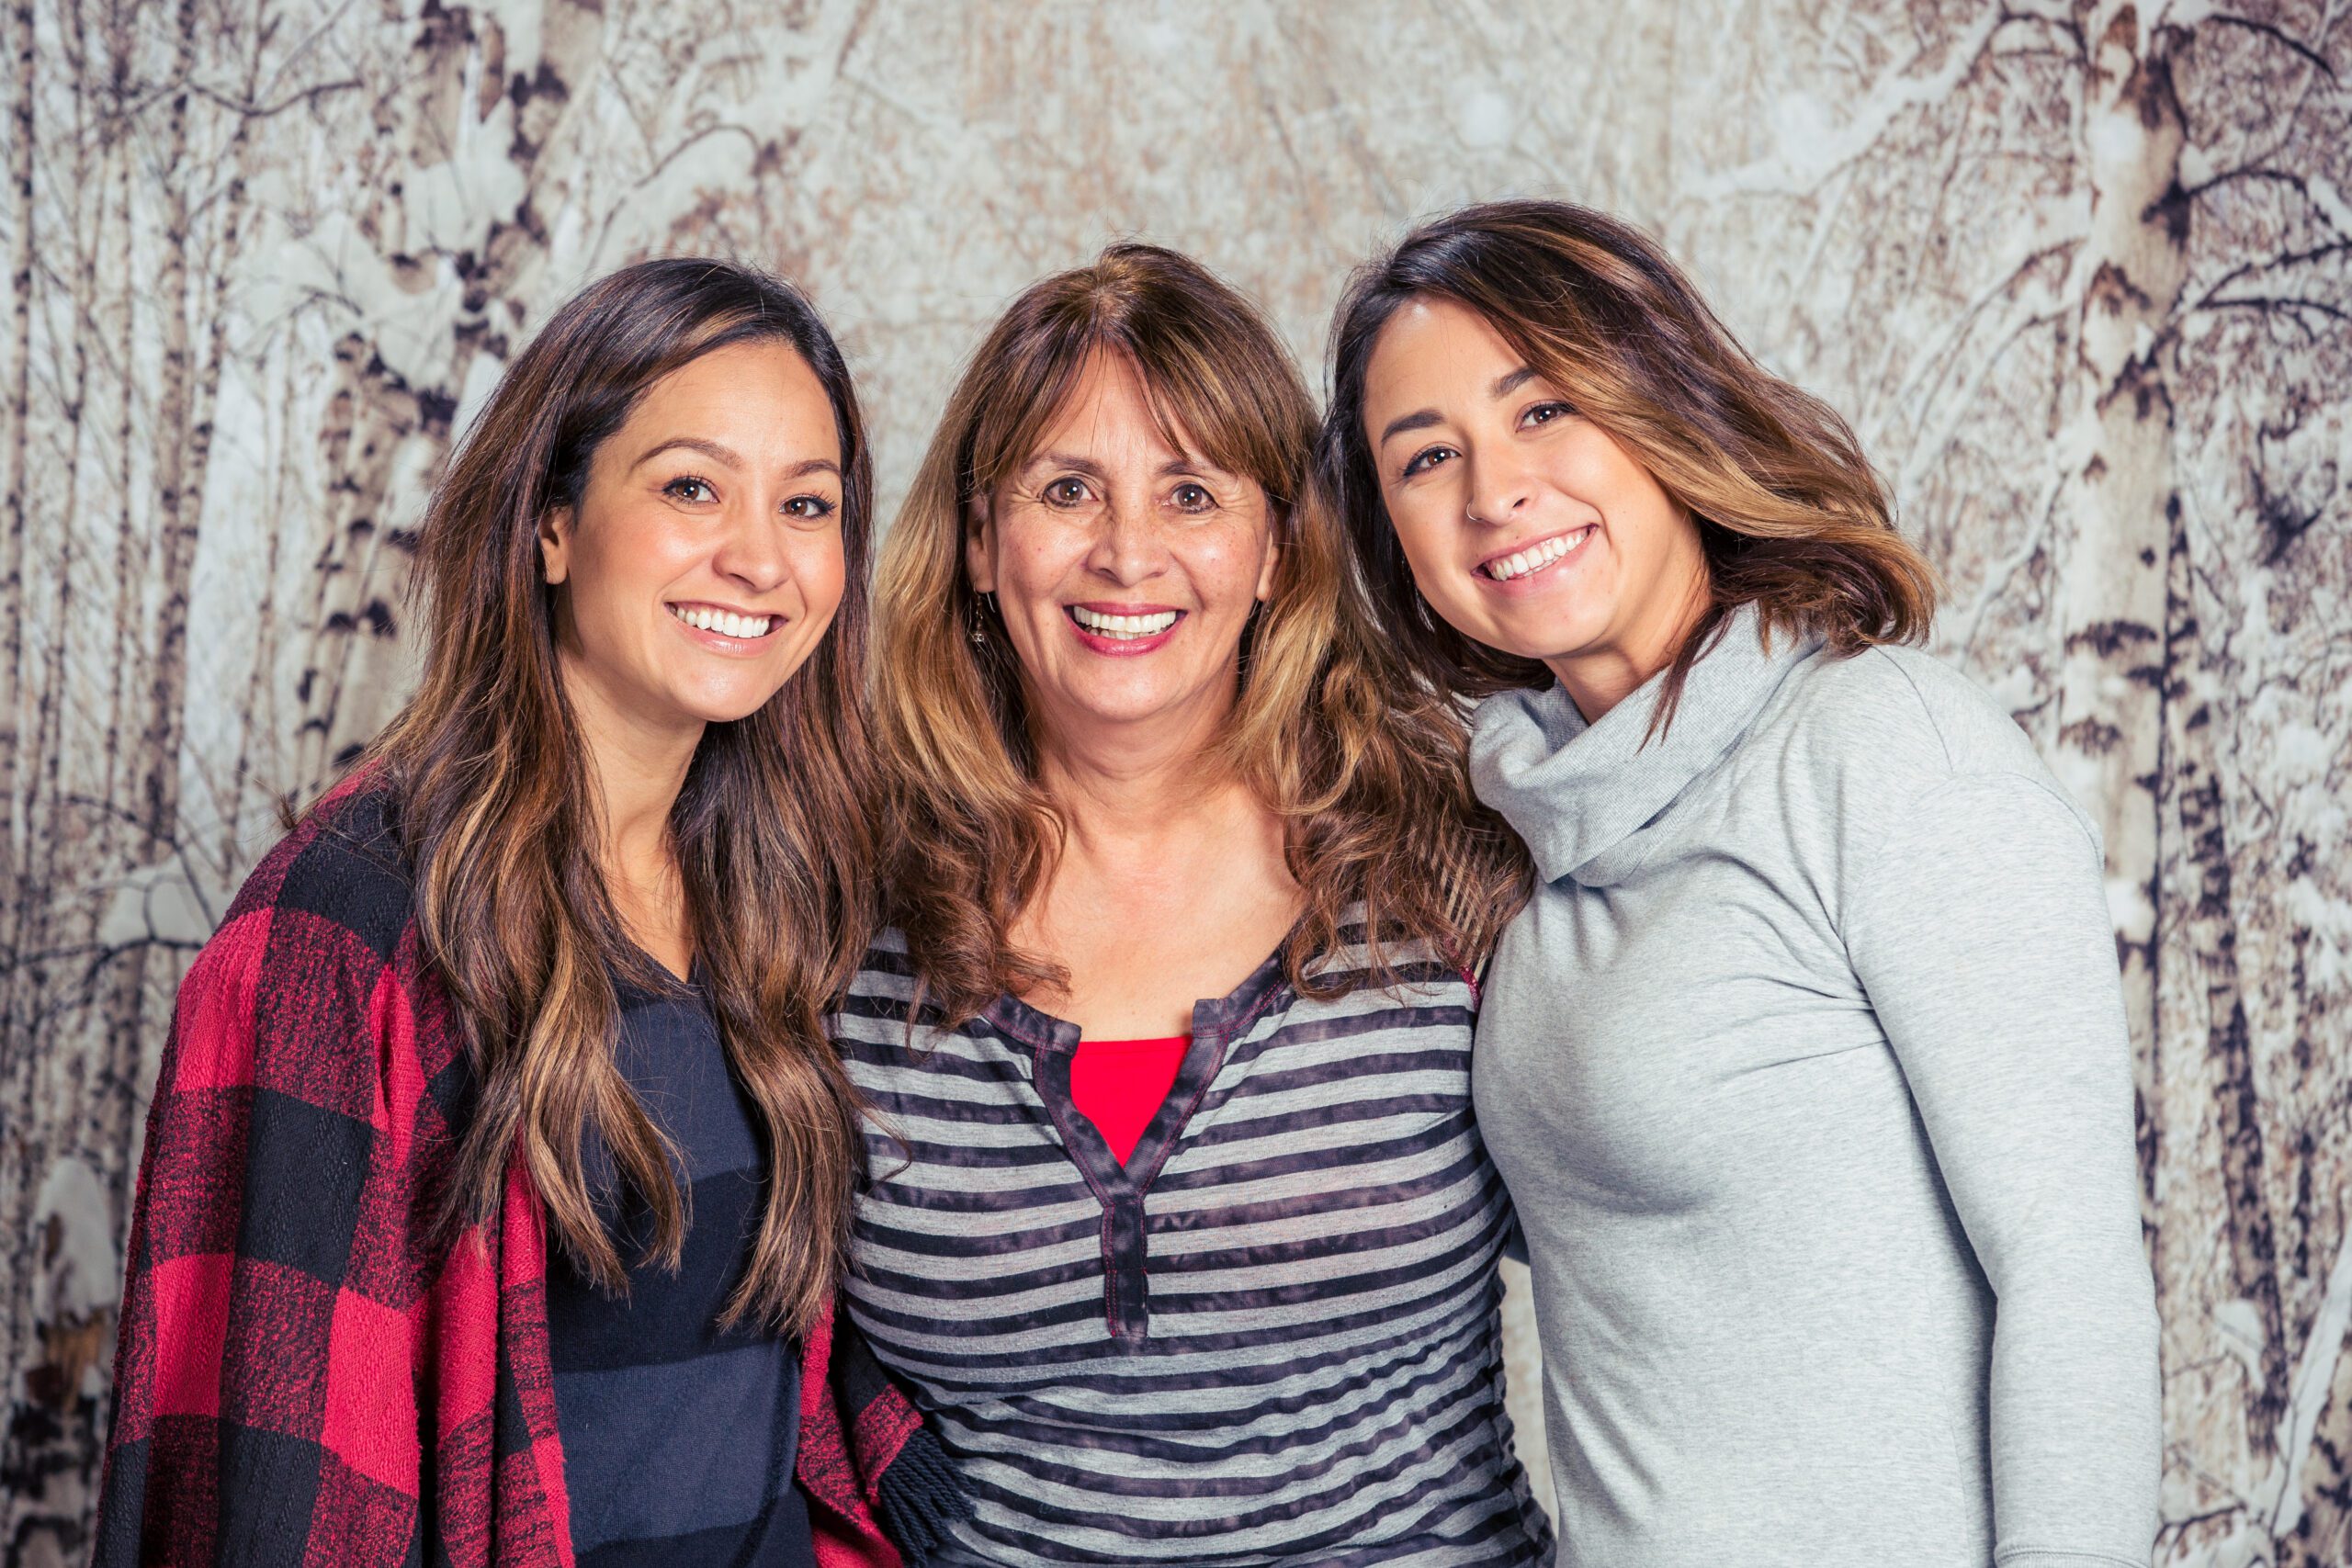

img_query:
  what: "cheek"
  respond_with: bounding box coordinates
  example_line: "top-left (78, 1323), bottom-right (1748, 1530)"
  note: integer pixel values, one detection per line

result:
top-left (1562, 431), bottom-right (1664, 530)
top-left (1178, 536), bottom-right (1248, 599)
top-left (991, 519), bottom-right (1087, 604)
top-left (1384, 498), bottom-right (1464, 596)
top-left (792, 531), bottom-right (849, 620)
top-left (571, 509), bottom-right (697, 612)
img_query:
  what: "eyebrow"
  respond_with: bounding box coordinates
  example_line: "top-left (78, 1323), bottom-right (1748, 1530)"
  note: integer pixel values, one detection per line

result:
top-left (1158, 454), bottom-right (1227, 480)
top-left (634, 436), bottom-right (742, 470)
top-left (1376, 409), bottom-right (1442, 448)
top-left (1023, 451), bottom-right (1108, 479)
top-left (633, 436), bottom-right (839, 479)
top-left (1376, 366), bottom-right (1543, 449)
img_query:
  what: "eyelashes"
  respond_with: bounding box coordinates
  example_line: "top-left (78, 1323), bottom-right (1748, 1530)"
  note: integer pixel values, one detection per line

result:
top-left (1395, 401), bottom-right (1578, 481)
top-left (1399, 445), bottom-right (1456, 479)
top-left (1037, 476), bottom-right (1221, 513)
top-left (661, 473), bottom-right (838, 520)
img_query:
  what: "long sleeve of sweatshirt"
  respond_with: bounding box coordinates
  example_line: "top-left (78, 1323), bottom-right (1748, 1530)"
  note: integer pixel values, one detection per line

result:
top-left (1847, 770), bottom-right (2161, 1566)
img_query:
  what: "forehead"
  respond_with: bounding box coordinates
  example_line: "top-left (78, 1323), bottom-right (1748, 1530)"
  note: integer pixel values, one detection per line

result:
top-left (1023, 350), bottom-right (1206, 466)
top-left (622, 340), bottom-right (840, 456)
top-left (1363, 298), bottom-right (1522, 412)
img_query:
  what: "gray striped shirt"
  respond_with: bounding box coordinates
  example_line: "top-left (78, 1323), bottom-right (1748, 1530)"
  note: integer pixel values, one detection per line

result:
top-left (836, 927), bottom-right (1553, 1567)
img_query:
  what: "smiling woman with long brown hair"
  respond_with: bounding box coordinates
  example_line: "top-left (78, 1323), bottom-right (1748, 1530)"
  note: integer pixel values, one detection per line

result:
top-left (836, 243), bottom-right (1546, 1566)
top-left (96, 258), bottom-right (956, 1568)
top-left (1322, 199), bottom-right (2159, 1568)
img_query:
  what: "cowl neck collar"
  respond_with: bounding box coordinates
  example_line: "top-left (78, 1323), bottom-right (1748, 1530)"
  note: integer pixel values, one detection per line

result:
top-left (1469, 604), bottom-right (1821, 888)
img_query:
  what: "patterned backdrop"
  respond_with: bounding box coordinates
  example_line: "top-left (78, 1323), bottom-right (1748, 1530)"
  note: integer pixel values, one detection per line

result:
top-left (3, 1), bottom-right (2347, 1562)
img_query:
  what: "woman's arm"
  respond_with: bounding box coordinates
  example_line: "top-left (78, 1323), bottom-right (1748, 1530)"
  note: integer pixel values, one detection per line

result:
top-left (95, 886), bottom-right (425, 1566)
top-left (1847, 769), bottom-right (2161, 1568)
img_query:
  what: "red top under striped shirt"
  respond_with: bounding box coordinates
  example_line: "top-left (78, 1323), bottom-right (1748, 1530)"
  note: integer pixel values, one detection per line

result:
top-left (1069, 1037), bottom-right (1188, 1164)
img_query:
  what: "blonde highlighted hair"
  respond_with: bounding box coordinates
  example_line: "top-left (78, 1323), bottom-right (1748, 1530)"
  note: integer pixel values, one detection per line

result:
top-left (874, 243), bottom-right (1529, 1024)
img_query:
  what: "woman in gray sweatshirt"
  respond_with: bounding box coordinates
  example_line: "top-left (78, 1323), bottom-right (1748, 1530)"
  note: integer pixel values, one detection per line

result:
top-left (1317, 199), bottom-right (2161, 1568)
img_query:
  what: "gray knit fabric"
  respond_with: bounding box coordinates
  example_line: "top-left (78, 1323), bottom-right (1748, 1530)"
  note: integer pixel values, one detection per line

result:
top-left (1468, 606), bottom-right (2159, 1568)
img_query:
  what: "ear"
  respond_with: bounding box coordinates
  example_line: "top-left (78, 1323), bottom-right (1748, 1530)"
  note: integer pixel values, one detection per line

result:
top-left (538, 506), bottom-right (573, 586)
top-left (963, 492), bottom-right (997, 595)
top-left (1253, 511), bottom-right (1282, 603)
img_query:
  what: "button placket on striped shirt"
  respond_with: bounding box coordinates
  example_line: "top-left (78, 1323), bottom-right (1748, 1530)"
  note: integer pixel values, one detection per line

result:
top-left (983, 962), bottom-right (1289, 1349)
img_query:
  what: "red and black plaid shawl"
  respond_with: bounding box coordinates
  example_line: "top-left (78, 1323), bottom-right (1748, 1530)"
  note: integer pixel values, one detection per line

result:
top-left (96, 782), bottom-right (957, 1568)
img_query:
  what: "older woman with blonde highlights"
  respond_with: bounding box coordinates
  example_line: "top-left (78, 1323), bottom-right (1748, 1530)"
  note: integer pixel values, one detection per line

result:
top-left (835, 244), bottom-right (1551, 1566)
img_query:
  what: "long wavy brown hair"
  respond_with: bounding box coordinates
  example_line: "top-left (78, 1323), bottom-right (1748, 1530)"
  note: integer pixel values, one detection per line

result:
top-left (352, 257), bottom-right (874, 1334)
top-left (1321, 199), bottom-right (1938, 722)
top-left (874, 243), bottom-right (1529, 1025)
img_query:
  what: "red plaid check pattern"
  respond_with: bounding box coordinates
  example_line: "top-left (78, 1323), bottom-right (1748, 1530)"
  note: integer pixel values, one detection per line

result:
top-left (96, 782), bottom-right (910, 1568)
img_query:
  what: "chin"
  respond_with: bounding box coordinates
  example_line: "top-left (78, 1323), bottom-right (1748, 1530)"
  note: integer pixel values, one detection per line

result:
top-left (1063, 690), bottom-right (1193, 729)
top-left (675, 686), bottom-right (783, 727)
top-left (1491, 610), bottom-right (1608, 667)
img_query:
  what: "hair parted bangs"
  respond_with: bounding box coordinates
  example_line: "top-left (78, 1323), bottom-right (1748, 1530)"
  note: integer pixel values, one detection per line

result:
top-left (875, 243), bottom-right (1531, 1028)
top-left (345, 256), bottom-right (876, 1337)
top-left (1320, 198), bottom-right (1939, 724)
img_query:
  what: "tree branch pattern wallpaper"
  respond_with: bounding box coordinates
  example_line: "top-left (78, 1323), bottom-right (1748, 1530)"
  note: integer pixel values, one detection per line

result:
top-left (2, 1), bottom-right (2346, 1562)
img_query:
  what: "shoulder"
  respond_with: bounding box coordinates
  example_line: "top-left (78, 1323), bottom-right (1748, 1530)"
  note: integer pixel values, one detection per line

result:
top-left (1753, 644), bottom-right (2100, 872)
top-left (165, 781), bottom-right (441, 1129)
top-left (189, 781), bottom-right (423, 1032)
top-left (1297, 912), bottom-right (1475, 1016)
top-left (1764, 644), bottom-right (2070, 796)
top-left (222, 779), bottom-right (418, 965)
top-left (1775, 644), bottom-right (2035, 768)
top-left (835, 928), bottom-right (925, 1033)
top-left (843, 927), bottom-right (911, 993)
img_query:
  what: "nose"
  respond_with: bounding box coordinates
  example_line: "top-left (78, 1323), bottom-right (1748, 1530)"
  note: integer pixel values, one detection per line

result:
top-left (710, 496), bottom-right (791, 593)
top-left (1465, 446), bottom-right (1537, 527)
top-left (1085, 495), bottom-right (1168, 586)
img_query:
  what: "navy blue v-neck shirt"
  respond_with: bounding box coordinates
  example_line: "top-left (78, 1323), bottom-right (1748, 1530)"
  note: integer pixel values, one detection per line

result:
top-left (544, 969), bottom-right (812, 1568)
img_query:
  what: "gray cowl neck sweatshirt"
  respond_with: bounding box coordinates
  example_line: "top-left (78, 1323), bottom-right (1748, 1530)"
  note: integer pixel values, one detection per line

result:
top-left (1470, 604), bottom-right (2159, 1568)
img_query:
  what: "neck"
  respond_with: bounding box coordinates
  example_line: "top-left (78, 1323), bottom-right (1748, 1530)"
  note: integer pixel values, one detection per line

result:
top-left (560, 659), bottom-right (704, 937)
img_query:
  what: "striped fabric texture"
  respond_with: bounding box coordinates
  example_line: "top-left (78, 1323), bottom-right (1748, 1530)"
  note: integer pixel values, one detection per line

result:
top-left (543, 969), bottom-right (811, 1567)
top-left (836, 926), bottom-right (1554, 1567)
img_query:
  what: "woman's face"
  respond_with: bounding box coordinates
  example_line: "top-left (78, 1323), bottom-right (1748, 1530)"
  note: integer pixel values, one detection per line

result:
top-left (1360, 296), bottom-right (1707, 710)
top-left (967, 352), bottom-right (1278, 750)
top-left (538, 339), bottom-right (846, 741)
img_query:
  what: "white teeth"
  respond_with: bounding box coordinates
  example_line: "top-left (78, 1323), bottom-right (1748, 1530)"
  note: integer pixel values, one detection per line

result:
top-left (1072, 606), bottom-right (1180, 637)
top-left (1486, 529), bottom-right (1591, 581)
top-left (671, 604), bottom-right (772, 637)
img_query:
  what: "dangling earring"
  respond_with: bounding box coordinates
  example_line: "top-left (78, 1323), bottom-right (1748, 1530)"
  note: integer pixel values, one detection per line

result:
top-left (968, 592), bottom-right (993, 648)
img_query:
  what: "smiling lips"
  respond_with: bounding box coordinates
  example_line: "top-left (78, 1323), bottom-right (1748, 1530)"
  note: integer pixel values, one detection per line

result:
top-left (1064, 603), bottom-right (1184, 653)
top-left (1481, 525), bottom-right (1595, 583)
top-left (1070, 605), bottom-right (1180, 639)
top-left (668, 601), bottom-right (779, 640)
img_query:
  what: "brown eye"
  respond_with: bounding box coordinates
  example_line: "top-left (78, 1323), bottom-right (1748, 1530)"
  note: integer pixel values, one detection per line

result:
top-left (664, 476), bottom-right (718, 503)
top-left (1046, 478), bottom-right (1091, 506)
top-left (1400, 445), bottom-right (1456, 479)
top-left (783, 494), bottom-right (837, 520)
top-left (1171, 483), bottom-right (1214, 513)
